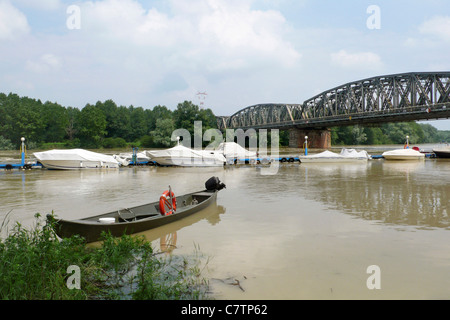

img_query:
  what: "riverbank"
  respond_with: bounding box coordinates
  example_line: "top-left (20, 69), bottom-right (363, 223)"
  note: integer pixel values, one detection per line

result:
top-left (0, 214), bottom-right (210, 300)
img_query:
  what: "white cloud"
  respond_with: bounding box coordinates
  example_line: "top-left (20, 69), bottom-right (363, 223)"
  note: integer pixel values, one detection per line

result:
top-left (419, 15), bottom-right (450, 42)
top-left (0, 0), bottom-right (30, 40)
top-left (197, 1), bottom-right (300, 67)
top-left (15, 0), bottom-right (62, 11)
top-left (80, 0), bottom-right (300, 67)
top-left (330, 49), bottom-right (382, 70)
top-left (26, 53), bottom-right (62, 73)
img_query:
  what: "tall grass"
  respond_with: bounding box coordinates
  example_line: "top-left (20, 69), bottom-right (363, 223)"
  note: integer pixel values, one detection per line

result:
top-left (0, 214), bottom-right (210, 300)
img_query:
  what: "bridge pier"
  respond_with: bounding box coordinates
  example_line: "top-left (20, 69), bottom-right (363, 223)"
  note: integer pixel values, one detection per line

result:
top-left (289, 128), bottom-right (331, 149)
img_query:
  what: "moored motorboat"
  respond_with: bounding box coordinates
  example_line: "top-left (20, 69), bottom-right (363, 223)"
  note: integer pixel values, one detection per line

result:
top-left (299, 148), bottom-right (371, 163)
top-left (432, 145), bottom-right (450, 158)
top-left (146, 144), bottom-right (226, 167)
top-left (216, 142), bottom-right (257, 163)
top-left (113, 151), bottom-right (151, 166)
top-left (47, 176), bottom-right (226, 243)
top-left (33, 149), bottom-right (120, 170)
top-left (382, 148), bottom-right (425, 160)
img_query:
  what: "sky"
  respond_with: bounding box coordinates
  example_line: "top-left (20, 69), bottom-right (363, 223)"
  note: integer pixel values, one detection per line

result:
top-left (1, 0), bottom-right (450, 129)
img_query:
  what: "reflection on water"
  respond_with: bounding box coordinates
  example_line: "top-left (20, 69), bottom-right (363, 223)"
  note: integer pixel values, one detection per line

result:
top-left (1, 159), bottom-right (449, 299)
top-left (300, 161), bottom-right (449, 228)
top-left (136, 203), bottom-right (226, 254)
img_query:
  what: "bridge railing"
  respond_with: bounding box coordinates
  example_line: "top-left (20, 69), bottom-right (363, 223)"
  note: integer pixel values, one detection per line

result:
top-left (218, 103), bottom-right (450, 131)
top-left (217, 72), bottom-right (450, 131)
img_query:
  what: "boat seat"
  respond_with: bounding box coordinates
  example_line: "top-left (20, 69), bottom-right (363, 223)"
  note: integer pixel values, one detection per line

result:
top-left (118, 213), bottom-right (159, 222)
top-left (191, 191), bottom-right (214, 197)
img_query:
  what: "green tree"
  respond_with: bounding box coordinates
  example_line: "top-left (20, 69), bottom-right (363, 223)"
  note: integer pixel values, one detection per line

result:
top-left (0, 94), bottom-right (45, 146)
top-left (129, 106), bottom-right (147, 141)
top-left (419, 123), bottom-right (439, 143)
top-left (65, 107), bottom-right (80, 141)
top-left (150, 118), bottom-right (175, 147)
top-left (41, 101), bottom-right (69, 142)
top-left (77, 104), bottom-right (107, 148)
top-left (352, 125), bottom-right (367, 145)
top-left (95, 99), bottom-right (118, 137)
top-left (331, 126), bottom-right (353, 145)
top-left (113, 106), bottom-right (131, 140)
top-left (173, 101), bottom-right (200, 133)
top-left (364, 127), bottom-right (387, 145)
top-left (0, 136), bottom-right (14, 150)
top-left (438, 130), bottom-right (450, 142)
top-left (147, 105), bottom-right (172, 131)
top-left (172, 101), bottom-right (217, 146)
top-left (140, 135), bottom-right (154, 148)
top-left (381, 122), bottom-right (424, 145)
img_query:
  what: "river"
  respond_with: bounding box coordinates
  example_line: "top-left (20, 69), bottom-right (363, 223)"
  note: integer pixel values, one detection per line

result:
top-left (0, 146), bottom-right (449, 299)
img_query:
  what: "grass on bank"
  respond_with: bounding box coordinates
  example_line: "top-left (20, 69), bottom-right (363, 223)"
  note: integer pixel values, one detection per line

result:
top-left (0, 213), bottom-right (210, 300)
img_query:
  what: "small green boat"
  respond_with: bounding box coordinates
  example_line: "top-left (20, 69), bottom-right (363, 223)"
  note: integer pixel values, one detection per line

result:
top-left (47, 177), bottom-right (225, 243)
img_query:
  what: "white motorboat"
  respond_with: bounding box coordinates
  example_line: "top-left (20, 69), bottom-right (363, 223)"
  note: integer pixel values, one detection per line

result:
top-left (146, 144), bottom-right (226, 167)
top-left (382, 148), bottom-right (425, 160)
top-left (216, 142), bottom-right (257, 163)
top-left (113, 151), bottom-right (150, 165)
top-left (299, 148), bottom-right (371, 163)
top-left (113, 155), bottom-right (130, 167)
top-left (33, 149), bottom-right (120, 170)
top-left (432, 145), bottom-right (450, 158)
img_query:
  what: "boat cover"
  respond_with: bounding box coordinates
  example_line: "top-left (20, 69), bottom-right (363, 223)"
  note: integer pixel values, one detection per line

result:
top-left (34, 149), bottom-right (119, 163)
top-left (339, 148), bottom-right (371, 159)
top-left (382, 148), bottom-right (424, 157)
top-left (302, 148), bottom-right (370, 159)
top-left (147, 145), bottom-right (226, 162)
top-left (216, 142), bottom-right (257, 159)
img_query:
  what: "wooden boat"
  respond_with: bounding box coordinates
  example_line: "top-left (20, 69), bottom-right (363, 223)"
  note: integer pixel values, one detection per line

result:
top-left (47, 177), bottom-right (226, 243)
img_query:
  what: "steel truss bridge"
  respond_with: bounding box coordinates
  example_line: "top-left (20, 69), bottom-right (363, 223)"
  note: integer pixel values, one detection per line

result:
top-left (217, 72), bottom-right (450, 131)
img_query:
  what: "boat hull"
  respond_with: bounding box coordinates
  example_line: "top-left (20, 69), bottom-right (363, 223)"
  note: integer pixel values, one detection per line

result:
top-left (382, 155), bottom-right (425, 160)
top-left (299, 157), bottom-right (368, 163)
top-left (433, 151), bottom-right (450, 158)
top-left (149, 156), bottom-right (225, 167)
top-left (433, 147), bottom-right (450, 158)
top-left (38, 159), bottom-right (119, 170)
top-left (48, 190), bottom-right (218, 242)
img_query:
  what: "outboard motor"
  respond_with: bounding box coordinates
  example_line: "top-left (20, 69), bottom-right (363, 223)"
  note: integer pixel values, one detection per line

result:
top-left (205, 176), bottom-right (226, 191)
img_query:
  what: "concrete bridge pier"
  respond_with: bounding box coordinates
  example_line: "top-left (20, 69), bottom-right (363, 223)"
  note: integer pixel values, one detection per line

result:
top-left (289, 128), bottom-right (331, 149)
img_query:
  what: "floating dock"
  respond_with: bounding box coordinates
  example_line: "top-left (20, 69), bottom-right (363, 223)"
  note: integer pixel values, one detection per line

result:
top-left (0, 137), bottom-right (43, 170)
top-left (0, 163), bottom-right (42, 170)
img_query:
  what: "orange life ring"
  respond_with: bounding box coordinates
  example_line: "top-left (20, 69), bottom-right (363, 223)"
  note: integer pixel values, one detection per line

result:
top-left (159, 190), bottom-right (176, 216)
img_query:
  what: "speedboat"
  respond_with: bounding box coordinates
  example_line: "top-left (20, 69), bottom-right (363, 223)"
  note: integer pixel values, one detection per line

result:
top-left (216, 142), bottom-right (257, 163)
top-left (382, 148), bottom-right (425, 160)
top-left (432, 145), bottom-right (450, 158)
top-left (113, 151), bottom-right (150, 165)
top-left (299, 148), bottom-right (371, 163)
top-left (33, 149), bottom-right (120, 170)
top-left (113, 155), bottom-right (130, 167)
top-left (146, 144), bottom-right (226, 167)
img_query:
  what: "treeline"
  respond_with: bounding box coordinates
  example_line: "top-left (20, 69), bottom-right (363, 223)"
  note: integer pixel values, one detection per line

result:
top-left (1, 92), bottom-right (449, 150)
top-left (0, 93), bottom-right (217, 150)
top-left (332, 122), bottom-right (450, 146)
